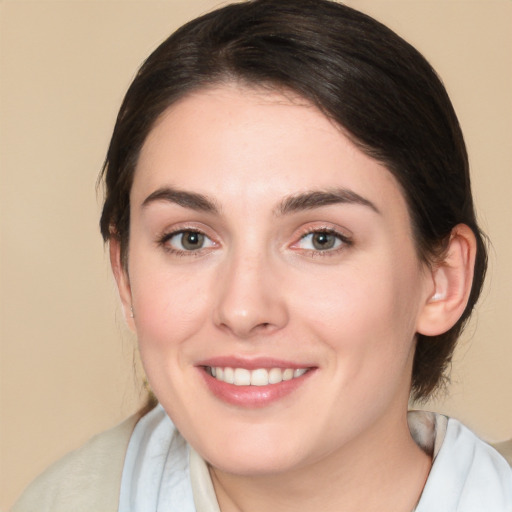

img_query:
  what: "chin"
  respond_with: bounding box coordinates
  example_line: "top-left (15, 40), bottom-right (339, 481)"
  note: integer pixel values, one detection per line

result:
top-left (195, 427), bottom-right (315, 477)
top-left (207, 450), bottom-right (304, 477)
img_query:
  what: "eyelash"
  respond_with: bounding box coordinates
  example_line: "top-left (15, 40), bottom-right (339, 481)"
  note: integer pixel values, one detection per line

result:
top-left (158, 228), bottom-right (216, 256)
top-left (156, 226), bottom-right (352, 258)
top-left (293, 227), bottom-right (352, 257)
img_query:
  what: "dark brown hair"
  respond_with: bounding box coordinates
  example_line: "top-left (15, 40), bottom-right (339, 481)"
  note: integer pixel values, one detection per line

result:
top-left (100, 0), bottom-right (487, 401)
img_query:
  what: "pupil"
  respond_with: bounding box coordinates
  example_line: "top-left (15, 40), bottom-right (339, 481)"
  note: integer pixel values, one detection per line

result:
top-left (313, 232), bottom-right (335, 250)
top-left (183, 232), bottom-right (204, 250)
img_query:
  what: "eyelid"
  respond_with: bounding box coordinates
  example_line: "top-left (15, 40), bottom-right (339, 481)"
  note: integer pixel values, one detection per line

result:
top-left (157, 223), bottom-right (220, 255)
top-left (165, 230), bottom-right (214, 247)
top-left (290, 224), bottom-right (353, 254)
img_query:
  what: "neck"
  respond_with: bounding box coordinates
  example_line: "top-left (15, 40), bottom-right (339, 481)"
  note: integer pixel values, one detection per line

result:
top-left (209, 412), bottom-right (432, 512)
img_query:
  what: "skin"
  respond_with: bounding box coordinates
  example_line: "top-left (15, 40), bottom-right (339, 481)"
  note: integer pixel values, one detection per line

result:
top-left (111, 84), bottom-right (476, 511)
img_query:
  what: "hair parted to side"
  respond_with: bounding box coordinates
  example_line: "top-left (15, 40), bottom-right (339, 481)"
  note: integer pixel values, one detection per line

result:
top-left (99, 0), bottom-right (487, 401)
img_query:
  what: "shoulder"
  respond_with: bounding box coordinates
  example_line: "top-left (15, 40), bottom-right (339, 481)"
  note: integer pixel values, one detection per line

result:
top-left (443, 417), bottom-right (512, 474)
top-left (11, 413), bottom-right (140, 512)
top-left (417, 415), bottom-right (512, 511)
top-left (118, 405), bottom-right (194, 511)
top-left (492, 438), bottom-right (512, 467)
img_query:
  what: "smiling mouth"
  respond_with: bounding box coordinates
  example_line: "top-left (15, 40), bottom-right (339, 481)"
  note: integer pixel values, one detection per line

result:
top-left (205, 366), bottom-right (309, 386)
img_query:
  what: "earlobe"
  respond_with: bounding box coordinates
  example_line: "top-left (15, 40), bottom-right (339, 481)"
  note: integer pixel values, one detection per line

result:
top-left (109, 238), bottom-right (136, 331)
top-left (417, 224), bottom-right (477, 336)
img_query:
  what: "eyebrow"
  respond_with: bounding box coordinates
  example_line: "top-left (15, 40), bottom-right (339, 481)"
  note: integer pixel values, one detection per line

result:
top-left (142, 187), bottom-right (219, 213)
top-left (141, 186), bottom-right (379, 216)
top-left (276, 188), bottom-right (380, 215)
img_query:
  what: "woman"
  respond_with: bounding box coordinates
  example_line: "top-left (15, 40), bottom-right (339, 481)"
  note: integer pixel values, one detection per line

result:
top-left (12, 0), bottom-right (512, 510)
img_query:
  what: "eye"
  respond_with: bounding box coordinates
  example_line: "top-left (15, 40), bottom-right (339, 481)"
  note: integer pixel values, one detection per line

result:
top-left (163, 230), bottom-right (215, 252)
top-left (296, 230), bottom-right (348, 252)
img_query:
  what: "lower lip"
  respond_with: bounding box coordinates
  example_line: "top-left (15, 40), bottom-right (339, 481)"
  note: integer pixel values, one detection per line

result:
top-left (199, 368), bottom-right (315, 408)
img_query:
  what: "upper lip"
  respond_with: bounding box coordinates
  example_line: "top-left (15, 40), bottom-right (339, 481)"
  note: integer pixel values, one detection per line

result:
top-left (196, 356), bottom-right (315, 370)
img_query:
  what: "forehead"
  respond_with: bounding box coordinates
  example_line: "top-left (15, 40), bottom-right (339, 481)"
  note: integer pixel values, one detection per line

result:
top-left (132, 84), bottom-right (408, 222)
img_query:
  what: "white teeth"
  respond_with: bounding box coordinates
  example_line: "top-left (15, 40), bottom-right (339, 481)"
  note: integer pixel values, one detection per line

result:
top-left (224, 367), bottom-right (234, 384)
top-left (208, 366), bottom-right (309, 386)
top-left (250, 368), bottom-right (269, 386)
top-left (233, 368), bottom-right (251, 386)
top-left (283, 368), bottom-right (294, 381)
top-left (268, 368), bottom-right (283, 384)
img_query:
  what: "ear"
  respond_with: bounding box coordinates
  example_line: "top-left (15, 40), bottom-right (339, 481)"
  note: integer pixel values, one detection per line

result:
top-left (417, 224), bottom-right (477, 336)
top-left (109, 238), bottom-right (136, 331)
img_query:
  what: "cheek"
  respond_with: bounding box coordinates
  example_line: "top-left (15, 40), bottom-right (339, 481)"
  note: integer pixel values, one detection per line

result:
top-left (129, 268), bottom-right (213, 415)
top-left (129, 258), bottom-right (212, 358)
top-left (292, 256), bottom-right (423, 369)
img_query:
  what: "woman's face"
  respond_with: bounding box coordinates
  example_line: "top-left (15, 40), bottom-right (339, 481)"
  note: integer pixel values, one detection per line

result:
top-left (119, 85), bottom-right (434, 475)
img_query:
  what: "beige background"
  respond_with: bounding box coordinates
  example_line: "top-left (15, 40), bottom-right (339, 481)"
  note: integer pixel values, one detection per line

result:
top-left (1, 0), bottom-right (511, 508)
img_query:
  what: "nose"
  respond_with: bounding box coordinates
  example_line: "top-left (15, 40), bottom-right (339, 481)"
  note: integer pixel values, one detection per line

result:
top-left (213, 249), bottom-right (289, 339)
